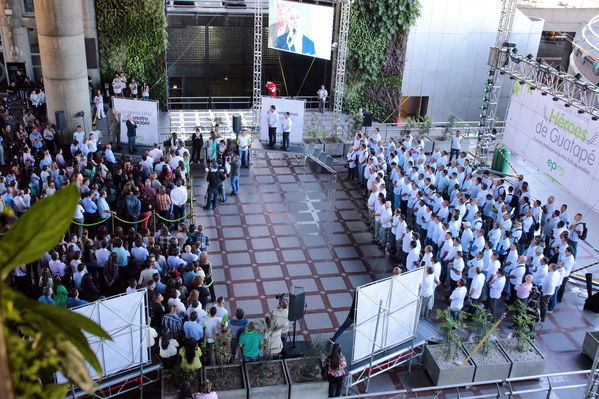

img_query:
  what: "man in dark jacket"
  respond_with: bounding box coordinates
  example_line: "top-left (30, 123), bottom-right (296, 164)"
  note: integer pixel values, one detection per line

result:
top-left (126, 114), bottom-right (137, 153)
top-left (204, 161), bottom-right (224, 210)
top-left (124, 189), bottom-right (141, 231)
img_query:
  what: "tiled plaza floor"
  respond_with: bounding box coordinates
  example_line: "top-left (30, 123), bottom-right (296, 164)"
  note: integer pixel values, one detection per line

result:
top-left (190, 152), bottom-right (598, 396)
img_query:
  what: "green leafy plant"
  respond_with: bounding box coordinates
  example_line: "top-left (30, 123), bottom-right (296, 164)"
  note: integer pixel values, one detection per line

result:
top-left (96, 0), bottom-right (168, 109)
top-left (0, 185), bottom-right (111, 399)
top-left (469, 303), bottom-right (493, 356)
top-left (508, 300), bottom-right (536, 351)
top-left (254, 319), bottom-right (284, 358)
top-left (436, 308), bottom-right (465, 361)
top-left (345, 0), bottom-right (421, 121)
top-left (405, 115), bottom-right (433, 137)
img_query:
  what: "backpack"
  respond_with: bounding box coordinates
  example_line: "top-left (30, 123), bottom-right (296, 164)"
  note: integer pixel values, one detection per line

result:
top-left (581, 223), bottom-right (588, 240)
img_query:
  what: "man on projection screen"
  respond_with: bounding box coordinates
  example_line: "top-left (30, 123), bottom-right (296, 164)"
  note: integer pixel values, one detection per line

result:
top-left (269, 0), bottom-right (288, 48)
top-left (275, 6), bottom-right (315, 56)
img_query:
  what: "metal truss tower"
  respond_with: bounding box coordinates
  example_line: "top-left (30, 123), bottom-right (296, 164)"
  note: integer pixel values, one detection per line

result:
top-left (333, 0), bottom-right (352, 119)
top-left (475, 0), bottom-right (518, 168)
top-left (252, 0), bottom-right (263, 121)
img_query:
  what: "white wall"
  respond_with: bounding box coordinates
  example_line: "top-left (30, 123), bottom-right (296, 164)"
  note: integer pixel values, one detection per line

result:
top-left (401, 0), bottom-right (544, 122)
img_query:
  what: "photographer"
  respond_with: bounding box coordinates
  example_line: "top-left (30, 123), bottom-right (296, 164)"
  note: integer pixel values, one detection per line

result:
top-left (203, 161), bottom-right (225, 211)
top-left (270, 294), bottom-right (290, 344)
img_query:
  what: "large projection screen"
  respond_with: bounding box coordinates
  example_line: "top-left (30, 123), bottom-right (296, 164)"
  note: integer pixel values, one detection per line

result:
top-left (353, 268), bottom-right (425, 363)
top-left (56, 290), bottom-right (151, 382)
top-left (503, 81), bottom-right (599, 213)
top-left (268, 0), bottom-right (334, 60)
top-left (112, 97), bottom-right (159, 147)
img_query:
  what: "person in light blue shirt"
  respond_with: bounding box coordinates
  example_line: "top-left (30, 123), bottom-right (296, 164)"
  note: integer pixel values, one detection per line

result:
top-left (111, 238), bottom-right (130, 267)
top-left (38, 287), bottom-right (56, 304)
top-left (183, 312), bottom-right (205, 341)
top-left (30, 130), bottom-right (43, 157)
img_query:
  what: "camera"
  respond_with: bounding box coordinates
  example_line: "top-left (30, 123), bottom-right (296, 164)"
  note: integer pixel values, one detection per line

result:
top-left (275, 293), bottom-right (287, 302)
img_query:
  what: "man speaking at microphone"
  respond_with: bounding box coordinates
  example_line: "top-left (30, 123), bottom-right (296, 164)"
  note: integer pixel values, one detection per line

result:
top-left (126, 114), bottom-right (138, 154)
top-left (275, 6), bottom-right (315, 56)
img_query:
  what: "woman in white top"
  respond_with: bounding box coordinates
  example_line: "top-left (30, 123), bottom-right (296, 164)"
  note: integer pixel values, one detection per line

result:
top-left (93, 89), bottom-right (105, 119)
top-left (111, 74), bottom-right (122, 97)
top-left (141, 82), bottom-right (150, 100)
top-left (129, 79), bottom-right (138, 98)
top-left (158, 328), bottom-right (180, 369)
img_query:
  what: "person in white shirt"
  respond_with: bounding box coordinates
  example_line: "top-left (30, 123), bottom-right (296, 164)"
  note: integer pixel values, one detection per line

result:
top-left (237, 129), bottom-right (252, 168)
top-left (540, 263), bottom-right (559, 321)
top-left (449, 279), bottom-right (467, 316)
top-left (112, 74), bottom-right (123, 97)
top-left (203, 307), bottom-right (223, 344)
top-left (93, 89), bottom-right (105, 119)
top-left (317, 85), bottom-right (328, 113)
top-left (421, 267), bottom-right (439, 318)
top-left (487, 269), bottom-right (506, 320)
top-left (266, 105), bottom-right (279, 147)
top-left (556, 247), bottom-right (575, 303)
top-left (346, 146), bottom-right (358, 180)
top-left (170, 179), bottom-right (188, 223)
top-left (405, 240), bottom-right (420, 271)
top-left (449, 250), bottom-right (464, 292)
top-left (281, 112), bottom-right (292, 151)
top-left (568, 213), bottom-right (584, 256)
top-left (378, 201), bottom-right (393, 248)
top-left (468, 266), bottom-right (485, 305)
top-left (532, 256), bottom-right (548, 286)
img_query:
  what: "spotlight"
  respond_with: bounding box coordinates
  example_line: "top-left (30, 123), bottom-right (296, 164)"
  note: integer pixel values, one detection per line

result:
top-left (500, 71), bottom-right (505, 75)
top-left (488, 70), bottom-right (495, 76)
top-left (525, 54), bottom-right (533, 60)
top-left (512, 48), bottom-right (518, 54)
top-left (478, 121), bottom-right (484, 127)
top-left (530, 86), bottom-right (535, 90)
top-left (486, 79), bottom-right (494, 85)
top-left (484, 87), bottom-right (491, 93)
top-left (480, 113), bottom-right (486, 119)
top-left (574, 73), bottom-right (583, 81)
top-left (556, 65), bottom-right (564, 73)
top-left (552, 97), bottom-right (559, 101)
top-left (509, 76), bottom-right (515, 80)
top-left (482, 96), bottom-right (489, 102)
top-left (595, 81), bottom-right (599, 90)
top-left (541, 91), bottom-right (548, 96)
top-left (536, 57), bottom-right (544, 65)
top-left (578, 109), bottom-right (585, 114)
top-left (592, 116), bottom-right (598, 121)
top-left (564, 103), bottom-right (571, 107)
top-left (480, 105), bottom-right (488, 110)
top-left (519, 80), bottom-right (526, 85)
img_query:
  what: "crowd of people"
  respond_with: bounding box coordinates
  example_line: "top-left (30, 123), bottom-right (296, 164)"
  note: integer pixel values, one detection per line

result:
top-left (345, 128), bottom-right (586, 324)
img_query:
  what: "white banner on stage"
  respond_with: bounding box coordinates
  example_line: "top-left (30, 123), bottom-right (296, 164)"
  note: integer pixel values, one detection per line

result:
top-left (260, 96), bottom-right (305, 144)
top-left (112, 98), bottom-right (159, 147)
top-left (503, 82), bottom-right (599, 213)
top-left (352, 267), bottom-right (425, 363)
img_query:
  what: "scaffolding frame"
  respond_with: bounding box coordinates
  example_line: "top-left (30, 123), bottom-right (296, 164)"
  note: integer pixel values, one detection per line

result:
top-left (475, 0), bottom-right (518, 168)
top-left (251, 0), bottom-right (263, 122)
top-left (332, 0), bottom-right (352, 118)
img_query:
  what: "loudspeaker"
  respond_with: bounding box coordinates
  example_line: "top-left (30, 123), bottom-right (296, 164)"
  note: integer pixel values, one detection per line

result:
top-left (232, 114), bottom-right (242, 134)
top-left (587, 273), bottom-right (594, 298)
top-left (288, 286), bottom-right (305, 321)
top-left (363, 111), bottom-right (373, 127)
top-left (55, 111), bottom-right (66, 130)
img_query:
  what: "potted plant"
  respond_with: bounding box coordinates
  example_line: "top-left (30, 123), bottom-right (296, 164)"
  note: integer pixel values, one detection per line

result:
top-left (162, 366), bottom-right (200, 399)
top-left (497, 301), bottom-right (546, 378)
top-left (583, 330), bottom-right (599, 359)
top-left (462, 304), bottom-right (510, 382)
top-left (244, 359), bottom-right (289, 399)
top-left (203, 364), bottom-right (248, 399)
top-left (303, 116), bottom-right (324, 150)
top-left (284, 339), bottom-right (328, 399)
top-left (422, 309), bottom-right (475, 385)
top-left (319, 131), bottom-right (345, 157)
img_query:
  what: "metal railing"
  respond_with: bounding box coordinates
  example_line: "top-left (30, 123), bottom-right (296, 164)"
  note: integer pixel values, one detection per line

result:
top-left (166, 95), bottom-right (327, 110)
top-left (338, 369), bottom-right (592, 398)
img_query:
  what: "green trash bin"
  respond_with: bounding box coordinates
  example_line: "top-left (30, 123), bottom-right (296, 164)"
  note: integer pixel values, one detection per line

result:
top-left (494, 146), bottom-right (511, 173)
top-left (491, 148), bottom-right (500, 171)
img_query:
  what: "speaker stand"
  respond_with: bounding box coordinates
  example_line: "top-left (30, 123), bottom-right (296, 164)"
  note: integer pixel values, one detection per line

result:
top-left (292, 319), bottom-right (297, 349)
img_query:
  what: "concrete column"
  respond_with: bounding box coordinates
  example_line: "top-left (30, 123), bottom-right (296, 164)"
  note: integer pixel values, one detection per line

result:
top-left (80, 0), bottom-right (100, 87)
top-left (34, 0), bottom-right (91, 136)
top-left (0, 0), bottom-right (34, 80)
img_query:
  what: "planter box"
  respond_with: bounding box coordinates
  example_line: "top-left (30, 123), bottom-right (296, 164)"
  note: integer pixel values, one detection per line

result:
top-left (462, 342), bottom-right (510, 382)
top-left (245, 359), bottom-right (289, 399)
top-left (318, 137), bottom-right (344, 157)
top-left (582, 330), bottom-right (599, 359)
top-left (303, 138), bottom-right (323, 152)
top-left (204, 364), bottom-right (248, 399)
top-left (422, 344), bottom-right (475, 385)
top-left (497, 339), bottom-right (546, 378)
top-left (284, 358), bottom-right (328, 399)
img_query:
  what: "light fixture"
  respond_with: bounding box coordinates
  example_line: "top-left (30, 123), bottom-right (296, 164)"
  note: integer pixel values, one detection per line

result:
top-left (541, 91), bottom-right (547, 96)
top-left (525, 54), bottom-right (533, 61)
top-left (578, 109), bottom-right (585, 114)
top-left (574, 73), bottom-right (583, 80)
top-left (224, 76), bottom-right (229, 81)
top-left (173, 85), bottom-right (177, 89)
top-left (482, 96), bottom-right (489, 102)
top-left (486, 79), bottom-right (494, 85)
top-left (556, 65), bottom-right (564, 73)
top-left (488, 70), bottom-right (495, 76)
top-left (552, 97), bottom-right (559, 101)
top-left (480, 105), bottom-right (488, 110)
top-left (592, 116), bottom-right (598, 121)
top-left (564, 103), bottom-right (571, 107)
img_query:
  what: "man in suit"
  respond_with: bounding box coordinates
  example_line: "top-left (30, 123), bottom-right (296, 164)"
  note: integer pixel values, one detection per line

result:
top-left (275, 6), bottom-right (315, 56)
top-left (268, 0), bottom-right (288, 48)
top-left (126, 114), bottom-right (138, 153)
